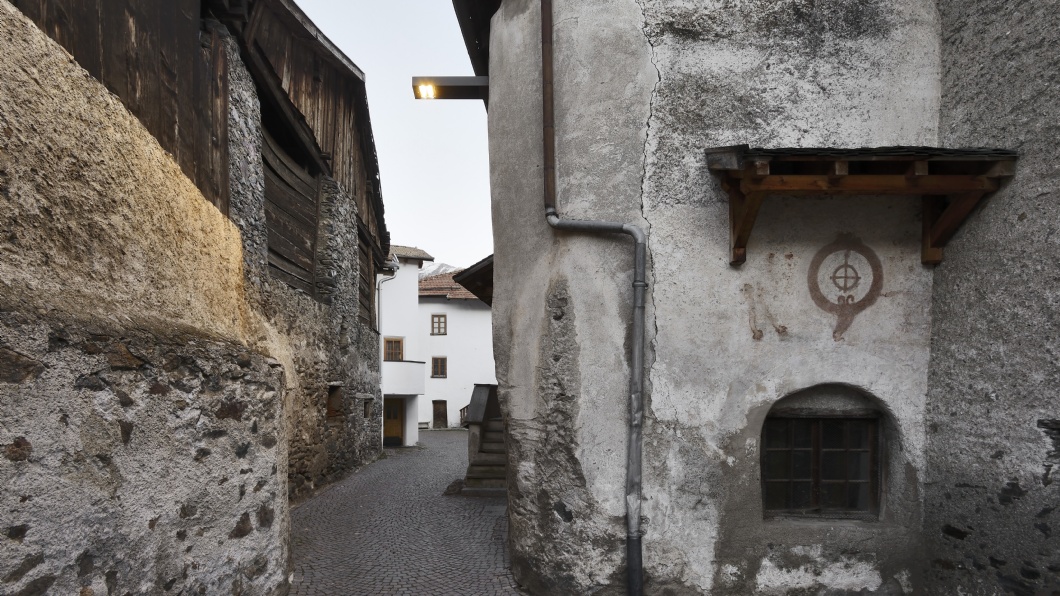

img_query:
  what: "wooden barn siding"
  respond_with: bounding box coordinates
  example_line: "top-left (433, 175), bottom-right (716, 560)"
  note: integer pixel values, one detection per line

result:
top-left (262, 130), bottom-right (319, 296)
top-left (13, 0), bottom-right (230, 214)
top-left (250, 4), bottom-right (380, 246)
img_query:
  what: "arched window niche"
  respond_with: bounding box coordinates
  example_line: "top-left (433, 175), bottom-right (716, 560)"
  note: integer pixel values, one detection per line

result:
top-left (760, 384), bottom-right (898, 521)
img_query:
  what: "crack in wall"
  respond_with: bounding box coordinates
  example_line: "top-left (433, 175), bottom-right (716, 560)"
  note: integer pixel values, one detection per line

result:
top-left (633, 0), bottom-right (662, 426)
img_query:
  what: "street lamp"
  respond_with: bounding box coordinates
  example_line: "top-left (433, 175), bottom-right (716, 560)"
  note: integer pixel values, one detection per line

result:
top-left (411, 76), bottom-right (489, 100)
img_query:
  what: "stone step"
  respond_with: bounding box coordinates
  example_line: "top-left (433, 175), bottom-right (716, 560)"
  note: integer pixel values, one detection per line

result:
top-left (484, 420), bottom-right (504, 432)
top-left (480, 442), bottom-right (506, 454)
top-left (466, 464), bottom-right (507, 479)
top-left (483, 431), bottom-right (504, 443)
top-left (464, 477), bottom-right (506, 490)
top-left (470, 451), bottom-right (506, 466)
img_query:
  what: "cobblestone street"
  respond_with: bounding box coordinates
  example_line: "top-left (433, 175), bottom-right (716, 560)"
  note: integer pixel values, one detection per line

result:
top-left (291, 430), bottom-right (522, 595)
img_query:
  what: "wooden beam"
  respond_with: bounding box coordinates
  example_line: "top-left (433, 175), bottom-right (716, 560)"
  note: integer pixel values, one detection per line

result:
top-left (728, 184), bottom-right (765, 266)
top-left (740, 175), bottom-right (998, 195)
top-left (922, 195), bottom-right (945, 265)
top-left (930, 191), bottom-right (987, 247)
top-left (985, 160), bottom-right (1017, 177)
top-left (242, 42), bottom-right (331, 177)
top-left (907, 161), bottom-right (929, 177)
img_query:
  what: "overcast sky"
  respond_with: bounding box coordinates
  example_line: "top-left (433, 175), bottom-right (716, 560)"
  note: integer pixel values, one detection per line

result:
top-left (297, 0), bottom-right (492, 268)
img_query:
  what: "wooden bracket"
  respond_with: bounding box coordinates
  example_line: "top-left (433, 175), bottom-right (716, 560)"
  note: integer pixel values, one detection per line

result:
top-left (728, 186), bottom-right (765, 265)
top-left (921, 191), bottom-right (988, 263)
top-left (708, 148), bottom-right (1017, 267)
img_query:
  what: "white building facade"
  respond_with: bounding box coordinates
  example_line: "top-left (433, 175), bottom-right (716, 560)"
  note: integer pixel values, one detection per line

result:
top-left (418, 271), bottom-right (497, 428)
top-left (378, 245), bottom-right (434, 447)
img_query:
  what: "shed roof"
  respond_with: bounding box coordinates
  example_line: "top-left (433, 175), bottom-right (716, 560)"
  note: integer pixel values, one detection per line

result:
top-left (419, 271), bottom-right (478, 300)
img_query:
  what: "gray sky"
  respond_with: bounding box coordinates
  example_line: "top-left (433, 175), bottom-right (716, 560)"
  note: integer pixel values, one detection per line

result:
top-left (297, 0), bottom-right (492, 268)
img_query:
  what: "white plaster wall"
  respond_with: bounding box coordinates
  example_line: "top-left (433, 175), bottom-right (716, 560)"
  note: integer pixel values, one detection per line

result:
top-left (404, 395), bottom-right (420, 446)
top-left (489, 0), bottom-right (942, 592)
top-left (378, 257), bottom-right (426, 373)
top-left (418, 298), bottom-right (497, 426)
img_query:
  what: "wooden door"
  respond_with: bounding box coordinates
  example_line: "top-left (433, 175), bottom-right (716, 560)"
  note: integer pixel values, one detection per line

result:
top-left (383, 398), bottom-right (404, 446)
top-left (432, 400), bottom-right (448, 429)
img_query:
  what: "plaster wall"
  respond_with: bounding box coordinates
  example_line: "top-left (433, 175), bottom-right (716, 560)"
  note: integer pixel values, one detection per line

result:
top-left (0, 4), bottom-right (287, 592)
top-left (0, 2), bottom-right (249, 345)
top-left (488, 0), bottom-right (941, 593)
top-left (418, 298), bottom-right (496, 427)
top-left (379, 257), bottom-right (426, 367)
top-left (924, 1), bottom-right (1060, 593)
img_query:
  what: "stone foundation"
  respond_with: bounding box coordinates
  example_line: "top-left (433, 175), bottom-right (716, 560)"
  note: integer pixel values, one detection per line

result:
top-left (0, 311), bottom-right (287, 594)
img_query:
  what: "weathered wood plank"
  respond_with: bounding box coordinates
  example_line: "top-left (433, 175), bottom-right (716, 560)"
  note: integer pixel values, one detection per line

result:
top-left (268, 258), bottom-right (314, 294)
top-left (741, 175), bottom-right (999, 195)
top-left (155, 0), bottom-right (182, 159)
top-left (99, 0), bottom-right (132, 107)
top-left (211, 27), bottom-right (231, 215)
top-left (930, 192), bottom-right (987, 247)
top-left (730, 190), bottom-right (765, 266)
top-left (264, 166), bottom-right (317, 226)
top-left (13, 0), bottom-right (44, 26)
top-left (266, 226), bottom-right (315, 272)
top-left (922, 196), bottom-right (945, 265)
top-left (133, 0), bottom-right (161, 148)
top-left (47, 0), bottom-right (103, 81)
top-left (262, 130), bottom-right (318, 190)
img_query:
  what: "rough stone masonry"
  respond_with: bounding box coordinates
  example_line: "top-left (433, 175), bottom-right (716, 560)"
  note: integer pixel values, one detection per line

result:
top-left (0, 1), bottom-right (384, 592)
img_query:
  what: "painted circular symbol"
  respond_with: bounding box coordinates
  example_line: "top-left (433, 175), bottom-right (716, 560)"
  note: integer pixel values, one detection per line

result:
top-left (831, 261), bottom-right (860, 292)
top-left (808, 234), bottom-right (883, 340)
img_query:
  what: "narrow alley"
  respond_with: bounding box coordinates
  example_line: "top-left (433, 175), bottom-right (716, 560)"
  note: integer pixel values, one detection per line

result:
top-left (291, 430), bottom-right (521, 595)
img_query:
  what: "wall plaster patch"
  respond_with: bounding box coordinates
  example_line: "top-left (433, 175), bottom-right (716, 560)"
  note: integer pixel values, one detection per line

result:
top-left (808, 234), bottom-right (883, 340)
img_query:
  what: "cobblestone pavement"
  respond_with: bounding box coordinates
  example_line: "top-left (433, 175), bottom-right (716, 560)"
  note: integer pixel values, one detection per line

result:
top-left (291, 430), bottom-right (522, 595)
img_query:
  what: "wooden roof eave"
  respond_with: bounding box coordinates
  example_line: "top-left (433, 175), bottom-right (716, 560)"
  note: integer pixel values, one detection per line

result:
top-left (706, 148), bottom-right (1018, 266)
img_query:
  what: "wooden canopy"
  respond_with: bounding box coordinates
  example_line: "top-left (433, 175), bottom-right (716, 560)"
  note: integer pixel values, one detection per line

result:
top-left (705, 146), bottom-right (1018, 265)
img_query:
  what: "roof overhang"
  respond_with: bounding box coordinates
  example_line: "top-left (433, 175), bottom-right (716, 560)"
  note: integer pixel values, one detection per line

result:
top-left (706, 146), bottom-right (1018, 265)
top-left (452, 254), bottom-right (493, 306)
top-left (451, 0), bottom-right (500, 77)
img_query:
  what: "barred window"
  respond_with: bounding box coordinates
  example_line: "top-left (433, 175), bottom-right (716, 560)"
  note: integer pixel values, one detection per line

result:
top-left (762, 417), bottom-right (878, 517)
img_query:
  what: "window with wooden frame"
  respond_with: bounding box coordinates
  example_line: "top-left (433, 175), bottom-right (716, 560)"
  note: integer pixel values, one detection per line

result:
top-left (384, 338), bottom-right (403, 362)
top-left (431, 314), bottom-right (447, 335)
top-left (431, 357), bottom-right (447, 378)
top-left (761, 417), bottom-right (879, 518)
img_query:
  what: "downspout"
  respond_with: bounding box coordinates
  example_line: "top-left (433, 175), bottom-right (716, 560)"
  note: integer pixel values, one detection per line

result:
top-left (540, 1), bottom-right (647, 594)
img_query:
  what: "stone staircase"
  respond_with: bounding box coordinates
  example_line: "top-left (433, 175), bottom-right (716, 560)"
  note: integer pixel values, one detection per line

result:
top-left (465, 419), bottom-right (506, 490)
top-left (462, 384), bottom-right (506, 494)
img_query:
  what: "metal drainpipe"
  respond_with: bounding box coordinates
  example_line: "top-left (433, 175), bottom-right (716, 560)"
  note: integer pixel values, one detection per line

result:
top-left (540, 1), bottom-right (647, 594)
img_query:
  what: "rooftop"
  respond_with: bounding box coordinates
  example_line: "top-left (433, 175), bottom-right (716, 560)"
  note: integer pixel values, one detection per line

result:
top-left (389, 245), bottom-right (435, 262)
top-left (419, 271), bottom-right (478, 300)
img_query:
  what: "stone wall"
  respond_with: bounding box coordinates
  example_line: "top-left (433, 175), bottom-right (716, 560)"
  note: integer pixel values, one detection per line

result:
top-left (489, 0), bottom-right (941, 593)
top-left (925, 1), bottom-right (1060, 593)
top-left (0, 3), bottom-right (289, 593)
top-left (218, 29), bottom-right (382, 504)
top-left (0, 313), bottom-right (286, 595)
